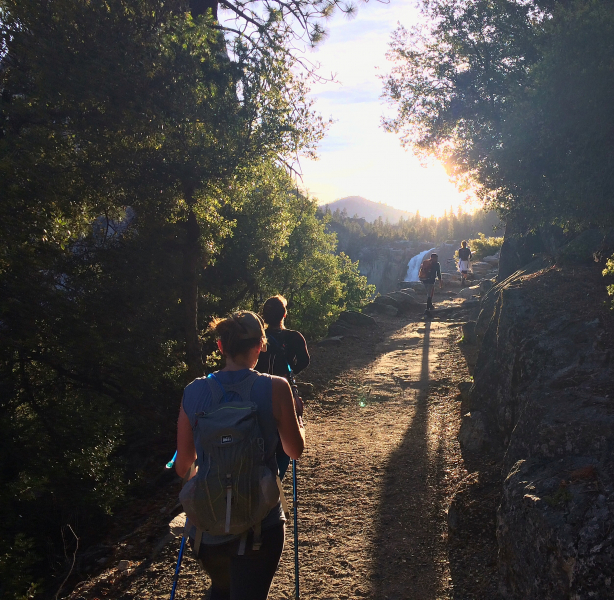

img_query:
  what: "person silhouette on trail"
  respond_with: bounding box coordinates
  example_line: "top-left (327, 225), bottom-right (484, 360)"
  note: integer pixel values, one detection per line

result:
top-left (255, 295), bottom-right (309, 379)
top-left (420, 252), bottom-right (442, 311)
top-left (175, 311), bottom-right (305, 600)
top-left (255, 295), bottom-right (309, 478)
top-left (457, 240), bottom-right (473, 286)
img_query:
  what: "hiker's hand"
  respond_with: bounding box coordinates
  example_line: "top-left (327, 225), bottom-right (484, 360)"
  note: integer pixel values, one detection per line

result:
top-left (294, 394), bottom-right (304, 418)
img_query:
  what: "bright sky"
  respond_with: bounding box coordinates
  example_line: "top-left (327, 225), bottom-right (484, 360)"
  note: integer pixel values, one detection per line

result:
top-left (297, 0), bottom-right (475, 217)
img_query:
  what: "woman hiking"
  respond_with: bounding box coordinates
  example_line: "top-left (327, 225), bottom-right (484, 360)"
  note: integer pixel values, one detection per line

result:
top-left (255, 295), bottom-right (309, 478)
top-left (175, 311), bottom-right (305, 600)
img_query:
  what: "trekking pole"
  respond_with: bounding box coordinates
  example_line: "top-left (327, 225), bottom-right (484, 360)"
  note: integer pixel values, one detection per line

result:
top-left (292, 458), bottom-right (299, 599)
top-left (165, 451), bottom-right (187, 600)
top-left (169, 533), bottom-right (186, 600)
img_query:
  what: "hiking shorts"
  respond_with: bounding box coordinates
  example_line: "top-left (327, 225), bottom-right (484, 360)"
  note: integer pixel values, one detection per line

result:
top-left (193, 522), bottom-right (285, 600)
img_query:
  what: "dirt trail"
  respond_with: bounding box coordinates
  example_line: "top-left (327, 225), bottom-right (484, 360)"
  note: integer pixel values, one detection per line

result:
top-left (69, 311), bottom-right (492, 600)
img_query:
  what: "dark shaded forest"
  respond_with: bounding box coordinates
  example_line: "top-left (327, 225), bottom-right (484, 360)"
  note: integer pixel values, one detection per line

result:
top-left (0, 1), bottom-right (371, 596)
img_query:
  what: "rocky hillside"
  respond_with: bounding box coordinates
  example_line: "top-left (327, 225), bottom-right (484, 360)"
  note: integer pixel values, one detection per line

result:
top-left (458, 257), bottom-right (614, 599)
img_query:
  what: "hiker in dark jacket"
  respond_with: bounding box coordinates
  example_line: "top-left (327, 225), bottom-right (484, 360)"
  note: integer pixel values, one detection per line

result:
top-left (255, 295), bottom-right (309, 477)
top-left (420, 253), bottom-right (442, 311)
top-left (255, 295), bottom-right (309, 378)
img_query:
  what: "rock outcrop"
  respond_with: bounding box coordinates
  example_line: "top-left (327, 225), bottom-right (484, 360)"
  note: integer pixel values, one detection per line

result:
top-left (459, 262), bottom-right (614, 599)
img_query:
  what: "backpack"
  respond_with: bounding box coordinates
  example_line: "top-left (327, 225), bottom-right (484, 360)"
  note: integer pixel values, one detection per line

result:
top-left (266, 332), bottom-right (298, 390)
top-left (179, 372), bottom-right (281, 539)
top-left (418, 257), bottom-right (435, 281)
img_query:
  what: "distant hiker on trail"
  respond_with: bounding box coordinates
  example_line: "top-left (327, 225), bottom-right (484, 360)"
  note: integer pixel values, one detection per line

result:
top-left (175, 311), bottom-right (305, 600)
top-left (255, 294), bottom-right (309, 478)
top-left (457, 240), bottom-right (473, 286)
top-left (418, 252), bottom-right (442, 311)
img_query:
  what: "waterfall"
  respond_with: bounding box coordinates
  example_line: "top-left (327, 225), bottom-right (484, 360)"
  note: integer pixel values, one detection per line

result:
top-left (404, 248), bottom-right (436, 282)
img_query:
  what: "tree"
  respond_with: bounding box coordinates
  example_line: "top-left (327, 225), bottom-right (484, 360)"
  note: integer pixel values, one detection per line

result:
top-left (382, 0), bottom-right (614, 231)
top-left (0, 1), bottom-right (327, 594)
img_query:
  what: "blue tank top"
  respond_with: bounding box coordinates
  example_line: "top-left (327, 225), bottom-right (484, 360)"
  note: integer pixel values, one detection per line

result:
top-left (182, 368), bottom-right (285, 545)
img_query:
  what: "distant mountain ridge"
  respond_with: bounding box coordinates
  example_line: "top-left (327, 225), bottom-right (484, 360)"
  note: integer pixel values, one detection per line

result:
top-left (320, 196), bottom-right (413, 224)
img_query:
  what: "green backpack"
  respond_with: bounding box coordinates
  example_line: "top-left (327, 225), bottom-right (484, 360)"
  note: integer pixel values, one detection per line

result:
top-left (179, 372), bottom-right (282, 542)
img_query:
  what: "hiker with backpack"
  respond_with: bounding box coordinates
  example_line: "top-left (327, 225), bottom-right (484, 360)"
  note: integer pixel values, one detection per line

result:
top-left (457, 240), bottom-right (472, 286)
top-left (175, 311), bottom-right (305, 600)
top-left (418, 252), bottom-right (443, 311)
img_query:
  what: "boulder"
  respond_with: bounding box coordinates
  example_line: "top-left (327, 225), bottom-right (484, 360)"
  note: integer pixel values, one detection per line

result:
top-left (373, 295), bottom-right (400, 309)
top-left (328, 321), bottom-right (353, 337)
top-left (479, 279), bottom-right (495, 293)
top-left (395, 287), bottom-right (417, 298)
top-left (466, 264), bottom-right (614, 598)
top-left (364, 302), bottom-right (398, 316)
top-left (461, 320), bottom-right (477, 344)
top-left (471, 261), bottom-right (491, 272)
top-left (498, 458), bottom-right (614, 600)
top-left (337, 310), bottom-right (377, 328)
top-left (387, 291), bottom-right (420, 307)
top-left (458, 285), bottom-right (481, 300)
top-left (482, 255), bottom-right (500, 266)
top-left (458, 411), bottom-right (486, 452)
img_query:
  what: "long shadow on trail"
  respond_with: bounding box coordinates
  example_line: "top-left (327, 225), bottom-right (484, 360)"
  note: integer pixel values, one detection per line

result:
top-left (372, 320), bottom-right (447, 600)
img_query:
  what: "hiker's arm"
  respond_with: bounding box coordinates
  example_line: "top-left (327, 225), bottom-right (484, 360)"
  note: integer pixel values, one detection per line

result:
top-left (292, 332), bottom-right (310, 374)
top-left (437, 264), bottom-right (443, 286)
top-left (176, 406), bottom-right (197, 478)
top-left (272, 376), bottom-right (305, 459)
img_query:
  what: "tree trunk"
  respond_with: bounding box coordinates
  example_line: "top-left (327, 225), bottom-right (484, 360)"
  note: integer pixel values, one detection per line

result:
top-left (498, 217), bottom-right (541, 281)
top-left (182, 205), bottom-right (204, 380)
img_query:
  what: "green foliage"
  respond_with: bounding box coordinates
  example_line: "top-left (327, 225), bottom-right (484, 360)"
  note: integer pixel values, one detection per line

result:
top-left (382, 0), bottom-right (614, 230)
top-left (202, 164), bottom-right (374, 340)
top-left (466, 234), bottom-right (504, 261)
top-left (0, 534), bottom-right (42, 600)
top-left (0, 1), bottom-right (366, 594)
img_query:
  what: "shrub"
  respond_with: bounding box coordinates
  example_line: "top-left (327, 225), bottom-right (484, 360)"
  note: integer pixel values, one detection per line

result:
top-left (465, 233), bottom-right (504, 261)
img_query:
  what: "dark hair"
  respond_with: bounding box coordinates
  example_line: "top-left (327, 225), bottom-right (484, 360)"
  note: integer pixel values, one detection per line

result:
top-left (461, 240), bottom-right (467, 247)
top-left (431, 253), bottom-right (438, 259)
top-left (209, 311), bottom-right (266, 358)
top-left (262, 295), bottom-right (287, 326)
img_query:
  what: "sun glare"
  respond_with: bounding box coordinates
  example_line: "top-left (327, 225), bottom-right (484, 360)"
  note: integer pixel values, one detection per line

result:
top-left (301, 132), bottom-right (477, 219)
